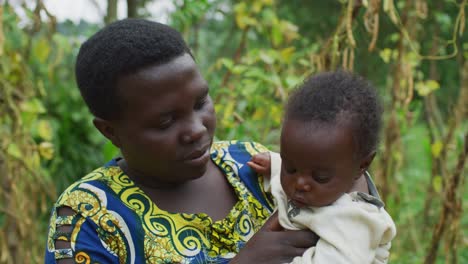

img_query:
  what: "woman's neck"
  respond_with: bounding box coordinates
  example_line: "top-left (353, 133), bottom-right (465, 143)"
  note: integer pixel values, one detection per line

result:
top-left (118, 159), bottom-right (237, 220)
top-left (117, 158), bottom-right (194, 190)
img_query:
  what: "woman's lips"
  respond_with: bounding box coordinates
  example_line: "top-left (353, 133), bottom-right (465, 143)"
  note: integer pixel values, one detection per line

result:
top-left (182, 146), bottom-right (211, 166)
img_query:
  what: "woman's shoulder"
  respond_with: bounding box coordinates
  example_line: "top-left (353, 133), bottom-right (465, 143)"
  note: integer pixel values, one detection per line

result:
top-left (211, 141), bottom-right (275, 211)
top-left (211, 140), bottom-right (270, 156)
top-left (52, 162), bottom-right (124, 211)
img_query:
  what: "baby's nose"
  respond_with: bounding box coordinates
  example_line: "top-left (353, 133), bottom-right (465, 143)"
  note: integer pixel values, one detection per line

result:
top-left (295, 177), bottom-right (312, 192)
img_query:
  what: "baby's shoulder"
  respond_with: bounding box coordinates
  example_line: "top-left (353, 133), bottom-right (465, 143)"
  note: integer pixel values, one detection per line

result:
top-left (339, 192), bottom-right (385, 209)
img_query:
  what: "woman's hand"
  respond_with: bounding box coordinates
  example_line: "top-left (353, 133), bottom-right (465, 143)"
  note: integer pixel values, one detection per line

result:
top-left (230, 212), bottom-right (318, 264)
top-left (247, 152), bottom-right (271, 177)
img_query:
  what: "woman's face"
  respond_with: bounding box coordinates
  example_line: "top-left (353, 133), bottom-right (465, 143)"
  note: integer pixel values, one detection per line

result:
top-left (110, 53), bottom-right (216, 187)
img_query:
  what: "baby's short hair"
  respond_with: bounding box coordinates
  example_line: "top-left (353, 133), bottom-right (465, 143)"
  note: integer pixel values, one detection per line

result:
top-left (285, 71), bottom-right (383, 158)
top-left (75, 18), bottom-right (191, 120)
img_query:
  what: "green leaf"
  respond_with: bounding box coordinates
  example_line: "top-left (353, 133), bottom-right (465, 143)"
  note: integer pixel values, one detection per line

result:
top-left (426, 80), bottom-right (440, 90)
top-left (261, 9), bottom-right (277, 25)
top-left (379, 48), bottom-right (392, 63)
top-left (432, 175), bottom-right (442, 193)
top-left (32, 38), bottom-right (51, 63)
top-left (406, 52), bottom-right (420, 67)
top-left (20, 98), bottom-right (46, 114)
top-left (285, 76), bottom-right (300, 88)
top-left (416, 80), bottom-right (440, 96)
top-left (232, 65), bottom-right (247, 75)
top-left (280, 47), bottom-right (295, 63)
top-left (102, 141), bottom-right (120, 161)
top-left (259, 51), bottom-right (275, 64)
top-left (431, 141), bottom-right (443, 158)
top-left (271, 24), bottom-right (283, 46)
top-left (38, 141), bottom-right (54, 160)
top-left (219, 58), bottom-right (234, 70)
top-left (37, 119), bottom-right (53, 141)
top-left (435, 13), bottom-right (451, 27)
top-left (7, 143), bottom-right (22, 159)
top-left (280, 21), bottom-right (299, 43)
top-left (253, 1), bottom-right (263, 13)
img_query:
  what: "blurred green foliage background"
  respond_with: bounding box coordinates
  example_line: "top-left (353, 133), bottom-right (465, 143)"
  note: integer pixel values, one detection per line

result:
top-left (0, 0), bottom-right (466, 263)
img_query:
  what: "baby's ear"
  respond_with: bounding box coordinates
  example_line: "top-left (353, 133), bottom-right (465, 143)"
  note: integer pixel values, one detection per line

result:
top-left (359, 151), bottom-right (376, 175)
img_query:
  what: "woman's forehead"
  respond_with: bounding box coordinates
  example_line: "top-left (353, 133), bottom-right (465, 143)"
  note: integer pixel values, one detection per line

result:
top-left (131, 53), bottom-right (197, 82)
top-left (115, 55), bottom-right (207, 118)
top-left (117, 54), bottom-right (203, 97)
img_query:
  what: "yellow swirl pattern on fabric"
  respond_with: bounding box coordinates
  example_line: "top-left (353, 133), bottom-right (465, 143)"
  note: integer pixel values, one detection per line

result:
top-left (60, 189), bottom-right (101, 218)
top-left (70, 217), bottom-right (85, 249)
top-left (75, 252), bottom-right (91, 264)
top-left (58, 181), bottom-right (130, 262)
top-left (108, 168), bottom-right (135, 194)
top-left (46, 141), bottom-right (272, 263)
top-left (245, 141), bottom-right (269, 156)
top-left (47, 210), bottom-right (57, 251)
top-left (120, 186), bottom-right (150, 216)
top-left (115, 175), bottom-right (211, 258)
top-left (237, 213), bottom-right (253, 236)
top-left (91, 141), bottom-right (272, 263)
top-left (145, 233), bottom-right (184, 263)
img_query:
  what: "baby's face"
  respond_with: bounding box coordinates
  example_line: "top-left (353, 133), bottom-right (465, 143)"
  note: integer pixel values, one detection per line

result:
top-left (280, 119), bottom-right (360, 207)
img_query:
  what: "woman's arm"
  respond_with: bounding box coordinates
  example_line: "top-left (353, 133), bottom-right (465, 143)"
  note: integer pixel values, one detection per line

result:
top-left (230, 212), bottom-right (319, 264)
top-left (45, 206), bottom-right (121, 264)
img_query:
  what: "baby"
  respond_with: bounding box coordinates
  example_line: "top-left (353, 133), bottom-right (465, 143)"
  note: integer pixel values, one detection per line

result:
top-left (249, 71), bottom-right (396, 264)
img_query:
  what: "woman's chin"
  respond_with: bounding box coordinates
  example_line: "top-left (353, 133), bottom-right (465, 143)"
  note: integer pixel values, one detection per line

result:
top-left (181, 162), bottom-right (210, 181)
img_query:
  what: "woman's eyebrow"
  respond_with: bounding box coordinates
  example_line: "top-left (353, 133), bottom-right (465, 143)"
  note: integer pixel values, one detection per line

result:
top-left (148, 108), bottom-right (175, 120)
top-left (197, 87), bottom-right (209, 98)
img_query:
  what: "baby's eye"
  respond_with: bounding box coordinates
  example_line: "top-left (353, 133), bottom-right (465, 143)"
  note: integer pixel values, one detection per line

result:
top-left (313, 174), bottom-right (331, 184)
top-left (283, 165), bottom-right (296, 174)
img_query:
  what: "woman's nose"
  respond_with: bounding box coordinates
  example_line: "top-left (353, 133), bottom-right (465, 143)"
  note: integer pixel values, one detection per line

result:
top-left (181, 115), bottom-right (206, 144)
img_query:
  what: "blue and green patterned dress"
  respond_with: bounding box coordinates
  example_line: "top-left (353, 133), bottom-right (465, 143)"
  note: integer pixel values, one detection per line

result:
top-left (45, 141), bottom-right (274, 263)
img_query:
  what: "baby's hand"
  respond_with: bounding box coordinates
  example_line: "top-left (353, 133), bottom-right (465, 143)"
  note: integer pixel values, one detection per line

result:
top-left (247, 152), bottom-right (271, 177)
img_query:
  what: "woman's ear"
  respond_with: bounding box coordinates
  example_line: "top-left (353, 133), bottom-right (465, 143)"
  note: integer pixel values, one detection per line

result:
top-left (93, 117), bottom-right (121, 148)
top-left (358, 151), bottom-right (376, 175)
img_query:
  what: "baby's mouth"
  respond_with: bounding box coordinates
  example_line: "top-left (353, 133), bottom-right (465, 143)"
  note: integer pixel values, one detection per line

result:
top-left (290, 197), bottom-right (308, 208)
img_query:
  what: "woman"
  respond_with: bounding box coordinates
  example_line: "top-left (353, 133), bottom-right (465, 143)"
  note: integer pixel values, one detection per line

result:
top-left (44, 18), bottom-right (370, 264)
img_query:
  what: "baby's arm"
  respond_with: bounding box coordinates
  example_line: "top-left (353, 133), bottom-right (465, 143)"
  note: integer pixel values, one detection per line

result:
top-left (248, 152), bottom-right (281, 193)
top-left (247, 152), bottom-right (272, 177)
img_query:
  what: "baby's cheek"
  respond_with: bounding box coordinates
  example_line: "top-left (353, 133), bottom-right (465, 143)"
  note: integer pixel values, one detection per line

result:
top-left (281, 179), bottom-right (295, 198)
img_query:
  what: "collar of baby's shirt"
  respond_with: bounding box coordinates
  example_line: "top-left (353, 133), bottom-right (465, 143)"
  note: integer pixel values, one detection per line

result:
top-left (345, 191), bottom-right (385, 208)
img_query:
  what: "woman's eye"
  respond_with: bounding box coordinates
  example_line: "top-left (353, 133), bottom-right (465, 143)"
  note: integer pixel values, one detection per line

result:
top-left (156, 117), bottom-right (174, 130)
top-left (194, 97), bottom-right (207, 110)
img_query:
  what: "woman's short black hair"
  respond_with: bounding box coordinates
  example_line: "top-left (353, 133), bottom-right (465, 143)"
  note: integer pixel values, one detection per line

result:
top-left (75, 18), bottom-right (192, 120)
top-left (285, 71), bottom-right (383, 158)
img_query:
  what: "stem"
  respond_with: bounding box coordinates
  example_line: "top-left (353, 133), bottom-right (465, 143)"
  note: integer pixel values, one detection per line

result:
top-left (424, 132), bottom-right (467, 264)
